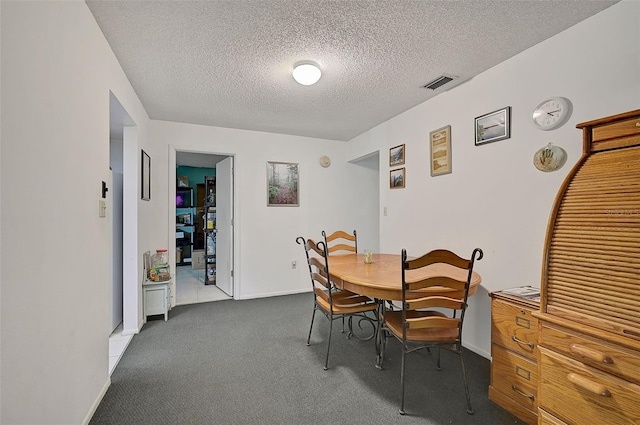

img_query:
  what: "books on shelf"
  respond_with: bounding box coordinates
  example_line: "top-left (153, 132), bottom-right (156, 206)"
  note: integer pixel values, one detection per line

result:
top-left (500, 286), bottom-right (540, 302)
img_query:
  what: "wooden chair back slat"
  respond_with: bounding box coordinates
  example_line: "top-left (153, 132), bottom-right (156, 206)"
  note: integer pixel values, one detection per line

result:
top-left (405, 276), bottom-right (467, 291)
top-left (327, 243), bottom-right (356, 254)
top-left (406, 296), bottom-right (464, 311)
top-left (405, 249), bottom-right (470, 270)
top-left (322, 229), bottom-right (358, 255)
top-left (406, 316), bottom-right (460, 330)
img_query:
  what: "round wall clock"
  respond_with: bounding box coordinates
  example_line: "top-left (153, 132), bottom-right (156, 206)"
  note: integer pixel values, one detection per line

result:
top-left (532, 97), bottom-right (573, 131)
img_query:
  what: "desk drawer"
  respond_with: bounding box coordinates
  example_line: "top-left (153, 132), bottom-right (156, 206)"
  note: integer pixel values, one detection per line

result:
top-left (491, 344), bottom-right (537, 412)
top-left (540, 323), bottom-right (640, 383)
top-left (492, 298), bottom-right (538, 360)
top-left (539, 409), bottom-right (569, 425)
top-left (592, 115), bottom-right (640, 142)
top-left (539, 346), bottom-right (640, 425)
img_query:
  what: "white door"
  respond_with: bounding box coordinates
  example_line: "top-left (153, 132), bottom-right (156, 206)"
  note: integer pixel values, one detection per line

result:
top-left (111, 171), bottom-right (124, 332)
top-left (216, 157), bottom-right (234, 296)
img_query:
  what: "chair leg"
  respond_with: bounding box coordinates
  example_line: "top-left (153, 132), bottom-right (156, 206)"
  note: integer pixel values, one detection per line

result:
top-left (399, 346), bottom-right (406, 415)
top-left (459, 349), bottom-right (473, 414)
top-left (324, 313), bottom-right (334, 370)
top-left (307, 305), bottom-right (317, 346)
top-left (341, 316), bottom-right (345, 333)
top-left (436, 347), bottom-right (442, 371)
top-left (376, 329), bottom-right (385, 369)
top-left (375, 303), bottom-right (385, 369)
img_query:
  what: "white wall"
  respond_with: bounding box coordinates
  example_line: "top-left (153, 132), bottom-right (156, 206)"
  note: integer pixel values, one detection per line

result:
top-left (1, 2), bottom-right (150, 424)
top-left (0, 1), bottom-right (637, 423)
top-left (150, 120), bottom-right (380, 299)
top-left (345, 0), bottom-right (640, 358)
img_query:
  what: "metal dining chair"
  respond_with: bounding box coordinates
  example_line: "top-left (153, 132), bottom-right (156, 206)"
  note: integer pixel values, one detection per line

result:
top-left (379, 247), bottom-right (483, 415)
top-left (296, 236), bottom-right (377, 370)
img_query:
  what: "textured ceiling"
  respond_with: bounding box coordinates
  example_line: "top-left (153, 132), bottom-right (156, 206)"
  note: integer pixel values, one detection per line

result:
top-left (87, 0), bottom-right (618, 142)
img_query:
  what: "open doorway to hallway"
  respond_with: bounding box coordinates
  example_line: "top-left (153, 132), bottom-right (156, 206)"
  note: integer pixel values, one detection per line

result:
top-left (174, 151), bottom-right (234, 305)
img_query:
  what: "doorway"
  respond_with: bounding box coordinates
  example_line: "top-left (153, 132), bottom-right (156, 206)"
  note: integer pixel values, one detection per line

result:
top-left (108, 92), bottom-right (137, 374)
top-left (172, 150), bottom-right (235, 305)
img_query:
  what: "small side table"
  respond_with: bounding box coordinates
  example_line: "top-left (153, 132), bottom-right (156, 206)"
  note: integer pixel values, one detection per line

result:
top-left (143, 279), bottom-right (171, 323)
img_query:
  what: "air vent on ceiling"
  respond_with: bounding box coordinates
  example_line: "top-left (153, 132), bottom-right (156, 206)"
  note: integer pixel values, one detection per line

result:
top-left (422, 74), bottom-right (457, 90)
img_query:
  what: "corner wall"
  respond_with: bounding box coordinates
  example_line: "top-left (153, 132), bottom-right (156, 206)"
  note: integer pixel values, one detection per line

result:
top-left (151, 121), bottom-right (380, 300)
top-left (346, 0), bottom-right (640, 358)
top-left (1, 2), bottom-right (150, 423)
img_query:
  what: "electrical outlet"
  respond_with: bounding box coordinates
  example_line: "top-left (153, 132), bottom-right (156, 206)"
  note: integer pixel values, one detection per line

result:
top-left (291, 260), bottom-right (296, 269)
top-left (99, 199), bottom-right (107, 218)
top-left (384, 206), bottom-right (388, 216)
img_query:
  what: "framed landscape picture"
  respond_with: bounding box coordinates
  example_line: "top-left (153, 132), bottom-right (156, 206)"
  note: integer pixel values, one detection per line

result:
top-left (430, 125), bottom-right (452, 176)
top-left (389, 144), bottom-right (405, 166)
top-left (267, 161), bottom-right (299, 206)
top-left (475, 106), bottom-right (511, 145)
top-left (390, 167), bottom-right (405, 189)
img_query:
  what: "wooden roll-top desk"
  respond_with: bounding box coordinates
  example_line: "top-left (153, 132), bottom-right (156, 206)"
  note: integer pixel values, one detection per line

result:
top-left (536, 109), bottom-right (640, 424)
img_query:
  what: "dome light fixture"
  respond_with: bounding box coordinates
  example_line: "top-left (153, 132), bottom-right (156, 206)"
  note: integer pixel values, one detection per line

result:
top-left (292, 62), bottom-right (321, 86)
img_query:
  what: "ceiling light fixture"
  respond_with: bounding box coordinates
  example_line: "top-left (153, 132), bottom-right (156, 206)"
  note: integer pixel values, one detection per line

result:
top-left (292, 62), bottom-right (321, 86)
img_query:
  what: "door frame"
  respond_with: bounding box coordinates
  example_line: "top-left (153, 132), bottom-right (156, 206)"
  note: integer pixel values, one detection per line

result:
top-left (168, 146), bottom-right (238, 304)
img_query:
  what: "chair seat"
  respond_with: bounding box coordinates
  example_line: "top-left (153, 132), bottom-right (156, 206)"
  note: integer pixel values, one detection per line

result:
top-left (384, 310), bottom-right (458, 342)
top-left (314, 288), bottom-right (377, 315)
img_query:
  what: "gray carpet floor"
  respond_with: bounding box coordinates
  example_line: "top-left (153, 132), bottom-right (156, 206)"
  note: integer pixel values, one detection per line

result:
top-left (90, 293), bottom-right (522, 424)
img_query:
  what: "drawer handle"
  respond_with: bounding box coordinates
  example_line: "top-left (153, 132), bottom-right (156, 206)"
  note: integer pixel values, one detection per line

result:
top-left (569, 343), bottom-right (613, 364)
top-left (567, 373), bottom-right (611, 397)
top-left (512, 335), bottom-right (534, 349)
top-left (511, 384), bottom-right (534, 401)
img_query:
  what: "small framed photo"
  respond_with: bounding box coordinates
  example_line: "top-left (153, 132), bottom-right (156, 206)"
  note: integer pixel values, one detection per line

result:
top-left (430, 125), bottom-right (452, 176)
top-left (141, 149), bottom-right (151, 201)
top-left (177, 176), bottom-right (189, 188)
top-left (390, 167), bottom-right (405, 189)
top-left (475, 106), bottom-right (511, 146)
top-left (389, 144), bottom-right (405, 166)
top-left (267, 161), bottom-right (299, 206)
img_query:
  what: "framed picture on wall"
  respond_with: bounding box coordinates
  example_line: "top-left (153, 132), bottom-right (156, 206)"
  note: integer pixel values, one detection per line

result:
top-left (141, 149), bottom-right (151, 201)
top-left (475, 106), bottom-right (511, 145)
top-left (390, 167), bottom-right (405, 189)
top-left (430, 125), bottom-right (452, 176)
top-left (389, 144), bottom-right (405, 166)
top-left (267, 161), bottom-right (299, 206)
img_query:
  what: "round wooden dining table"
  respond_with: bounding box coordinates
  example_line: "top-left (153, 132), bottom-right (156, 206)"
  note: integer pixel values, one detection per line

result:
top-left (327, 253), bottom-right (482, 301)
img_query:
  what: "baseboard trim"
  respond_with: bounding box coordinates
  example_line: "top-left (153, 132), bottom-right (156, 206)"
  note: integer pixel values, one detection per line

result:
top-left (121, 326), bottom-right (140, 336)
top-left (463, 341), bottom-right (490, 360)
top-left (235, 287), bottom-right (311, 300)
top-left (82, 376), bottom-right (111, 425)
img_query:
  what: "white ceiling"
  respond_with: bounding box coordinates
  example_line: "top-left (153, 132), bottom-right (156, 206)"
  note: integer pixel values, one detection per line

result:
top-left (87, 0), bottom-right (618, 142)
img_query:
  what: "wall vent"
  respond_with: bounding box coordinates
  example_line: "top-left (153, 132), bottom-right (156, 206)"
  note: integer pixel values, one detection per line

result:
top-left (422, 74), bottom-right (457, 90)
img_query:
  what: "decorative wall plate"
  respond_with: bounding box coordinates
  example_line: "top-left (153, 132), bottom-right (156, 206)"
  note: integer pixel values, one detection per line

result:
top-left (319, 155), bottom-right (331, 168)
top-left (534, 143), bottom-right (567, 172)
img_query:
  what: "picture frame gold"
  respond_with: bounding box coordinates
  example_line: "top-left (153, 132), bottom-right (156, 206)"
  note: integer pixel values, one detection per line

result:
top-left (390, 167), bottom-right (405, 189)
top-left (430, 125), bottom-right (452, 176)
top-left (389, 144), bottom-right (405, 166)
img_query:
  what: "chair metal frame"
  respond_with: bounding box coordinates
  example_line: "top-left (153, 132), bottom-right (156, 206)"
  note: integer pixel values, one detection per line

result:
top-left (378, 247), bottom-right (483, 415)
top-left (296, 236), bottom-right (377, 370)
